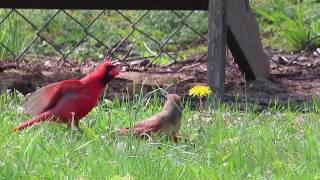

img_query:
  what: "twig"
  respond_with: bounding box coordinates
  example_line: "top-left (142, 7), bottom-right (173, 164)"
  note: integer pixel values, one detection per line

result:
top-left (177, 63), bottom-right (201, 72)
top-left (163, 56), bottom-right (206, 68)
top-left (285, 34), bottom-right (320, 67)
top-left (143, 41), bottom-right (158, 56)
top-left (0, 64), bottom-right (19, 72)
top-left (121, 48), bottom-right (133, 61)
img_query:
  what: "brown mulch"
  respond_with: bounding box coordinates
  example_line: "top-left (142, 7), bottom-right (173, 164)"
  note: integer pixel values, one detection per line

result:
top-left (1, 50), bottom-right (320, 110)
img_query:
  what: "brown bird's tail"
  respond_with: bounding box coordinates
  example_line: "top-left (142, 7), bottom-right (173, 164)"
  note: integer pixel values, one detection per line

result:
top-left (118, 128), bottom-right (130, 135)
top-left (12, 111), bottom-right (53, 132)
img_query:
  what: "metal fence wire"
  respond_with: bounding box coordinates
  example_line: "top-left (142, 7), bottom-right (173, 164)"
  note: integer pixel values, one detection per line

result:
top-left (0, 9), bottom-right (208, 66)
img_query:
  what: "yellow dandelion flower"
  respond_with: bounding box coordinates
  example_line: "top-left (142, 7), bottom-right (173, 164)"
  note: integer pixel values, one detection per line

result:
top-left (188, 85), bottom-right (212, 98)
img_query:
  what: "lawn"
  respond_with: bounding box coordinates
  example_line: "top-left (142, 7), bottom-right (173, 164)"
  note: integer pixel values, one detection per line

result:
top-left (1, 90), bottom-right (320, 179)
top-left (1, 0), bottom-right (320, 179)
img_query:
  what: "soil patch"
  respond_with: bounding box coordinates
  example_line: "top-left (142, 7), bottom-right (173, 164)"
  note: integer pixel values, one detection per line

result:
top-left (1, 51), bottom-right (320, 110)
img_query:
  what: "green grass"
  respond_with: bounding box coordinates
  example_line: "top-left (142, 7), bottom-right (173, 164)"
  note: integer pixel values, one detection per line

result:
top-left (1, 89), bottom-right (320, 179)
top-left (252, 0), bottom-right (320, 51)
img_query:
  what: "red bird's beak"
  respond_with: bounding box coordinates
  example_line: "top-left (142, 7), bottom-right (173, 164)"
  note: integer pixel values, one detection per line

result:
top-left (110, 66), bottom-right (120, 76)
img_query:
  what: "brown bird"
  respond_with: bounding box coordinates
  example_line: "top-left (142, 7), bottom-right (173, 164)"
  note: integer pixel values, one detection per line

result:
top-left (119, 94), bottom-right (182, 142)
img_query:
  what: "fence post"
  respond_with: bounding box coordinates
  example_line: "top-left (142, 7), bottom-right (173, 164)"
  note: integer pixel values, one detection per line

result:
top-left (207, 0), bottom-right (226, 103)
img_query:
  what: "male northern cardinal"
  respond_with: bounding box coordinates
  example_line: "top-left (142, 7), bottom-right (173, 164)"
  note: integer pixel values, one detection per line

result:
top-left (12, 59), bottom-right (119, 131)
top-left (119, 94), bottom-right (183, 142)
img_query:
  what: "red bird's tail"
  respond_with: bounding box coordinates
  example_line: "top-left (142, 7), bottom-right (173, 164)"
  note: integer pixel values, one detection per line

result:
top-left (12, 111), bottom-right (53, 131)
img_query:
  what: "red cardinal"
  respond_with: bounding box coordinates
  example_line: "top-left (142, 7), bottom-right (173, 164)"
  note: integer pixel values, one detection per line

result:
top-left (119, 94), bottom-right (182, 142)
top-left (13, 59), bottom-right (119, 131)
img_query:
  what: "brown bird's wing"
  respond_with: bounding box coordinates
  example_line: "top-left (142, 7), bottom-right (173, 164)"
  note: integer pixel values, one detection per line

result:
top-left (23, 80), bottom-right (82, 116)
top-left (131, 115), bottom-right (163, 135)
top-left (119, 114), bottom-right (163, 136)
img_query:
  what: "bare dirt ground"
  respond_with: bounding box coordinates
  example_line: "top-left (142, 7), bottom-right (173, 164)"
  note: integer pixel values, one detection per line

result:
top-left (1, 49), bottom-right (320, 110)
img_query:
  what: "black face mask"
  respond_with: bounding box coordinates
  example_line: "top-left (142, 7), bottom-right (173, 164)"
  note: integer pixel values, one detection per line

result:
top-left (101, 66), bottom-right (115, 85)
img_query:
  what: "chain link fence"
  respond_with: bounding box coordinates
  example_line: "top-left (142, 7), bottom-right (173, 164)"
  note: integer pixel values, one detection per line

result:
top-left (0, 9), bottom-right (208, 66)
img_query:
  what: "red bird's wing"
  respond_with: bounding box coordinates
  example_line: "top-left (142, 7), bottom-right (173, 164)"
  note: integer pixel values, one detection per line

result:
top-left (24, 80), bottom-right (82, 116)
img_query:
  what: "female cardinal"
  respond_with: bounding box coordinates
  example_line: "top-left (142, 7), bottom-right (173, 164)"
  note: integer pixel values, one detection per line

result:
top-left (119, 94), bottom-right (183, 142)
top-left (13, 59), bottom-right (119, 131)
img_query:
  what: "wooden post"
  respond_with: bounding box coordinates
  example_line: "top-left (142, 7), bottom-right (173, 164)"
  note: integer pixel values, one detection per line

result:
top-left (207, 0), bottom-right (226, 102)
top-left (226, 0), bottom-right (270, 80)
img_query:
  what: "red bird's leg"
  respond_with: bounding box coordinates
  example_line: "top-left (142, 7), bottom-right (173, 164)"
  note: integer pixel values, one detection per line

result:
top-left (66, 112), bottom-right (82, 133)
top-left (67, 112), bottom-right (76, 129)
top-left (67, 118), bottom-right (72, 129)
top-left (74, 120), bottom-right (83, 133)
